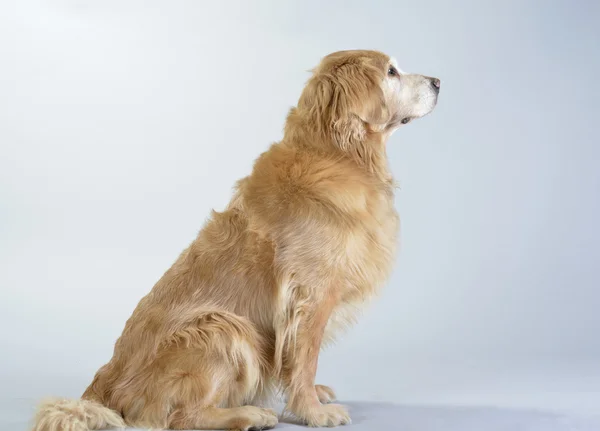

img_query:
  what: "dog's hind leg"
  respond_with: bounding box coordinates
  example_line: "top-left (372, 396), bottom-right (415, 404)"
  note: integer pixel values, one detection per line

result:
top-left (114, 309), bottom-right (278, 430)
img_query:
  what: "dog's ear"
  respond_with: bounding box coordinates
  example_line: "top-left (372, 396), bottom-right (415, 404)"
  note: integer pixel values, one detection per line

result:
top-left (342, 64), bottom-right (389, 127)
top-left (298, 74), bottom-right (336, 138)
top-left (299, 61), bottom-right (388, 149)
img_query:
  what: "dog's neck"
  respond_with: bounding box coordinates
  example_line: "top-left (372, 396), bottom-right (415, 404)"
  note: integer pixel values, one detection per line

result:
top-left (283, 107), bottom-right (394, 184)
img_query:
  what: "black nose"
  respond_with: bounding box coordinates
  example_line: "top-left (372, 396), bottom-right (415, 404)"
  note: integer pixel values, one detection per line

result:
top-left (430, 77), bottom-right (441, 93)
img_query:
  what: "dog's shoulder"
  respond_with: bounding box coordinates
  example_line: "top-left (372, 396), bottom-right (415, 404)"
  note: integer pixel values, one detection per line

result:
top-left (241, 141), bottom-right (391, 220)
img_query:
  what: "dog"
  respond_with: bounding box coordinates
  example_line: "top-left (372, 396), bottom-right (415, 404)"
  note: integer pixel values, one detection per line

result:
top-left (32, 50), bottom-right (440, 431)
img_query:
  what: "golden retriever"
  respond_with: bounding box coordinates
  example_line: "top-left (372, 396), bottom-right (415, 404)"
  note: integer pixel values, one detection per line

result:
top-left (32, 49), bottom-right (440, 431)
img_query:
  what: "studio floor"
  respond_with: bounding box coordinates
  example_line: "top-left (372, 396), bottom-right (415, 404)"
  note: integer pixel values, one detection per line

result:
top-left (6, 400), bottom-right (600, 431)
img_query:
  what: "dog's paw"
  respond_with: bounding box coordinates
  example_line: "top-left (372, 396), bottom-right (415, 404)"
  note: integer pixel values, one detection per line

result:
top-left (315, 384), bottom-right (337, 404)
top-left (302, 403), bottom-right (351, 427)
top-left (237, 406), bottom-right (279, 430)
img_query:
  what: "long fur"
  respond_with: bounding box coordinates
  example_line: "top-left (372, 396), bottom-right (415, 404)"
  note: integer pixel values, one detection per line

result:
top-left (31, 49), bottom-right (439, 430)
top-left (32, 398), bottom-right (126, 431)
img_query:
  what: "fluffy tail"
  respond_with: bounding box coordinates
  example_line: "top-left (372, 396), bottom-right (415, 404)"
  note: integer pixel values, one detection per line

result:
top-left (31, 397), bottom-right (126, 431)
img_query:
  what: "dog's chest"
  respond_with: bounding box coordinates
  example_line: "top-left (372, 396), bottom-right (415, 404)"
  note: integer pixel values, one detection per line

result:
top-left (344, 187), bottom-right (399, 287)
top-left (324, 189), bottom-right (399, 343)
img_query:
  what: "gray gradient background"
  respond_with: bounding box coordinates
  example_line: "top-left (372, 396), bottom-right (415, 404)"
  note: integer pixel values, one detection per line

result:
top-left (1, 0), bottom-right (600, 428)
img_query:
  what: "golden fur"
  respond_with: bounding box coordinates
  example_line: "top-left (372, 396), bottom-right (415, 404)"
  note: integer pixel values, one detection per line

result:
top-left (31, 50), bottom-right (439, 430)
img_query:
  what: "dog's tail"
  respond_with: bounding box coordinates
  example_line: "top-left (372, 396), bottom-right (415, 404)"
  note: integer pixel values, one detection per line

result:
top-left (31, 397), bottom-right (126, 431)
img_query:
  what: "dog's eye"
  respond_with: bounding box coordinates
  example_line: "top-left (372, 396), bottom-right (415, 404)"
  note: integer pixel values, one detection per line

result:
top-left (388, 66), bottom-right (397, 76)
top-left (401, 118), bottom-right (411, 124)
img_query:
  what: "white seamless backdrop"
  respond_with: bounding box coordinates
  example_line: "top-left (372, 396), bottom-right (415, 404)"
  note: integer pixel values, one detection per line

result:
top-left (1, 0), bottom-right (599, 428)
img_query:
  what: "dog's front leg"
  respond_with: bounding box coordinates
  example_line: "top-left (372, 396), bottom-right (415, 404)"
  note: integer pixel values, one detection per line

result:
top-left (280, 290), bottom-right (350, 427)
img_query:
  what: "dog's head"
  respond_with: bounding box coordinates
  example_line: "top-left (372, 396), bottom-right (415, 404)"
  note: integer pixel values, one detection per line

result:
top-left (298, 50), bottom-right (440, 144)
